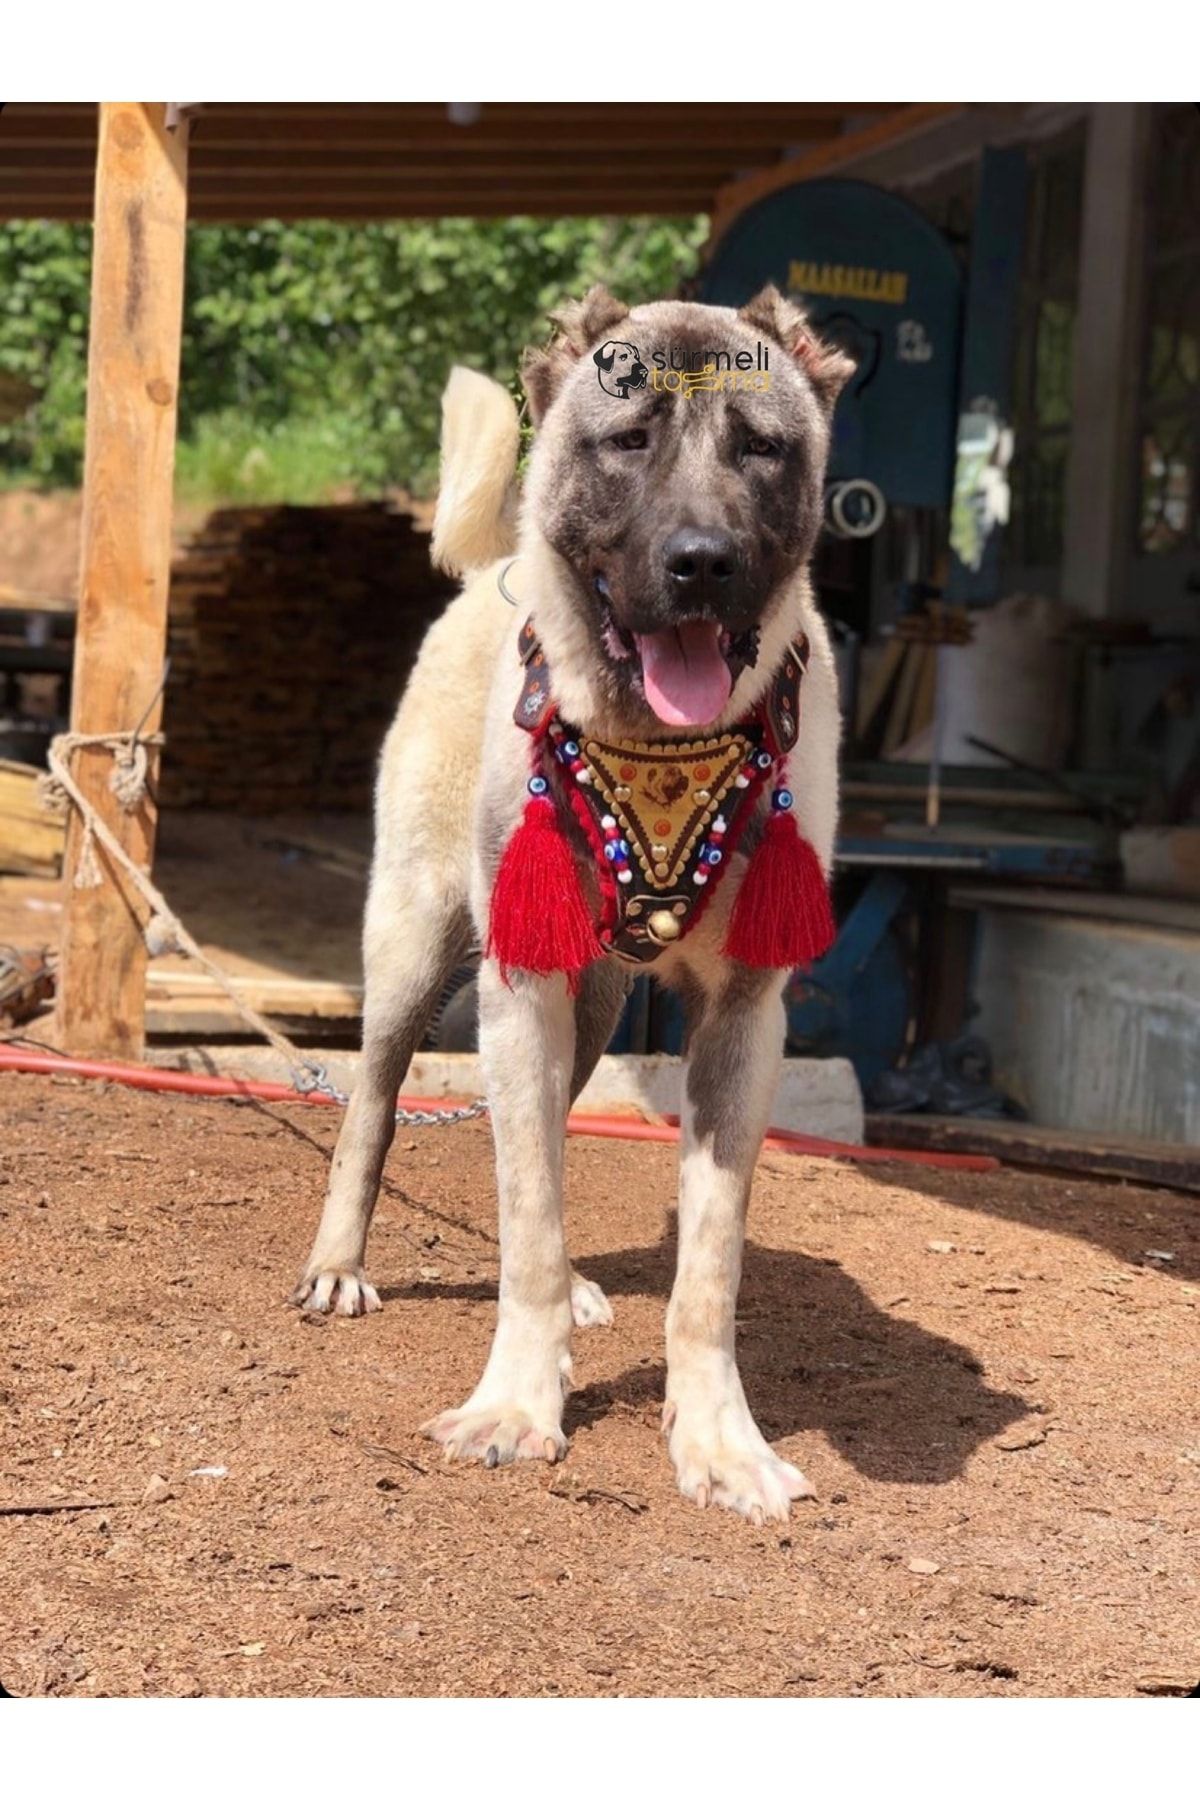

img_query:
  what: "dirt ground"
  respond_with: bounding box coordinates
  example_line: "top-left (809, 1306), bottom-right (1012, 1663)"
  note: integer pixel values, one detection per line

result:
top-left (1, 1069), bottom-right (1198, 1699)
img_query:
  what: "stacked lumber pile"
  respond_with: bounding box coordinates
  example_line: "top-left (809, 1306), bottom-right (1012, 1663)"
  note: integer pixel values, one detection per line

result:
top-left (0, 757), bottom-right (64, 876)
top-left (161, 504), bottom-right (455, 812)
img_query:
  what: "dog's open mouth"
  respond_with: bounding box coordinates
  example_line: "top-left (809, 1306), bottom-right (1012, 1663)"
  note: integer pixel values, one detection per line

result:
top-left (598, 591), bottom-right (752, 728)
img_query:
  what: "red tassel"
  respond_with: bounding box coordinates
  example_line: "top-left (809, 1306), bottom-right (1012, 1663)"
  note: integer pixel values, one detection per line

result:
top-left (725, 810), bottom-right (835, 968)
top-left (486, 795), bottom-right (600, 989)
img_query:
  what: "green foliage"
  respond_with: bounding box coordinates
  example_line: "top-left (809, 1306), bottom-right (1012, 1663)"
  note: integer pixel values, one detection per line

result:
top-left (0, 215), bottom-right (707, 499)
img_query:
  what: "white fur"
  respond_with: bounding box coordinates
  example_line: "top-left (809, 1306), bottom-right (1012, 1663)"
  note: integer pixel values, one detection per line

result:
top-left (430, 367), bottom-right (520, 576)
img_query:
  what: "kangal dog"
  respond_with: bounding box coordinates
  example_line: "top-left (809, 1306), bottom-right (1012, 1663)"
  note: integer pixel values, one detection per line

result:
top-left (293, 285), bottom-right (851, 1521)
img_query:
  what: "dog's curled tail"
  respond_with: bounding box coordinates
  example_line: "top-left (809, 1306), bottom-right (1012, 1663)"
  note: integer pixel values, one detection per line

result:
top-left (431, 366), bottom-right (521, 577)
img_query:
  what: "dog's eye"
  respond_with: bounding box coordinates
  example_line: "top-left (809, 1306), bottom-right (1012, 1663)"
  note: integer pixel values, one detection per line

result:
top-left (744, 435), bottom-right (780, 458)
top-left (608, 429), bottom-right (648, 451)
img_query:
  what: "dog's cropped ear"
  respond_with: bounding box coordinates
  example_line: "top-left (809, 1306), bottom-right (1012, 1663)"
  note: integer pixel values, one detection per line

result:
top-left (593, 342), bottom-right (618, 373)
top-left (739, 284), bottom-right (855, 414)
top-left (522, 285), bottom-right (631, 423)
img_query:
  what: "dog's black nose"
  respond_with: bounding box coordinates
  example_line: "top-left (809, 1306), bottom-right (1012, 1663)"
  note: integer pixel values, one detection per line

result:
top-left (663, 527), bottom-right (739, 595)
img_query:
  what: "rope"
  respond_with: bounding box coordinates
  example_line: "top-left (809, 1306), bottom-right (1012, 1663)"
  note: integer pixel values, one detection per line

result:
top-left (40, 729), bottom-right (487, 1128)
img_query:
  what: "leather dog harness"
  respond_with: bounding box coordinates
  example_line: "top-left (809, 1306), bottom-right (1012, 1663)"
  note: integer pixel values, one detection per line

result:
top-left (512, 616), bottom-right (810, 965)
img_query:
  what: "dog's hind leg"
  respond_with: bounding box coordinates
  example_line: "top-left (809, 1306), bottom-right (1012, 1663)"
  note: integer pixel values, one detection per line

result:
top-left (663, 965), bottom-right (816, 1523)
top-left (422, 960), bottom-right (576, 1465)
top-left (292, 876), bottom-right (469, 1317)
top-left (566, 958), bottom-right (631, 1328)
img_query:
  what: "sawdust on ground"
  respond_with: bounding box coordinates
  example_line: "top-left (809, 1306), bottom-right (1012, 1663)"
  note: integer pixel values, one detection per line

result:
top-left (1, 1071), bottom-right (1198, 1698)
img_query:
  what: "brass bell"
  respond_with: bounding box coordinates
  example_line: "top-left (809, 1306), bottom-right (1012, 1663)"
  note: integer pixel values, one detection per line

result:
top-left (646, 908), bottom-right (682, 945)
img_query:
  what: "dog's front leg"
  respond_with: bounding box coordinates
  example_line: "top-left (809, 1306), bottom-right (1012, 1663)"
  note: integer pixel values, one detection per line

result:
top-left (421, 959), bottom-right (574, 1466)
top-left (664, 967), bottom-right (815, 1523)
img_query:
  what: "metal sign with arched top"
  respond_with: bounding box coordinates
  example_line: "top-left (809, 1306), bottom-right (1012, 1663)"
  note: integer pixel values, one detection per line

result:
top-left (700, 178), bottom-right (964, 511)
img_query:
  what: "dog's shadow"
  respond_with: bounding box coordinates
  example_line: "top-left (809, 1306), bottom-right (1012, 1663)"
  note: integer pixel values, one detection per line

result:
top-left (385, 1218), bottom-right (1029, 1486)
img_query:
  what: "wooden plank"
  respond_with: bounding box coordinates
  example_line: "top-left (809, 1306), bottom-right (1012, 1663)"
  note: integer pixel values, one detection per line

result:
top-left (708, 104), bottom-right (960, 247)
top-left (0, 101), bottom-right (866, 153)
top-left (844, 780), bottom-right (1073, 813)
top-left (855, 636), bottom-right (906, 743)
top-left (1, 144), bottom-right (834, 178)
top-left (0, 100), bottom-right (907, 224)
top-left (948, 882), bottom-right (1200, 936)
top-left (6, 164), bottom-right (733, 196)
top-left (0, 581), bottom-right (76, 614)
top-left (865, 1112), bottom-right (1200, 1196)
top-left (55, 105), bottom-right (189, 1061)
top-left (0, 190), bottom-right (720, 223)
top-left (881, 644), bottom-right (923, 758)
top-left (146, 968), bottom-right (362, 1019)
top-left (0, 761), bottom-right (65, 877)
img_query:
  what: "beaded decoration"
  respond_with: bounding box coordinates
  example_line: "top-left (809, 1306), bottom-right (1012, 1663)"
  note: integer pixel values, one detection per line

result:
top-left (488, 619), bottom-right (831, 971)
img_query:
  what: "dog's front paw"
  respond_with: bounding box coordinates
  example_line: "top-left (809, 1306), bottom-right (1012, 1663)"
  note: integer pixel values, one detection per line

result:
top-left (664, 1400), bottom-right (815, 1524)
top-left (421, 1404), bottom-right (566, 1467)
top-left (569, 1270), bottom-right (613, 1328)
top-left (291, 1268), bottom-right (382, 1317)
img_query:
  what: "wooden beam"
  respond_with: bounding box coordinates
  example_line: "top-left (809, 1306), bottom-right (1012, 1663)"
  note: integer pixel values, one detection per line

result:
top-left (864, 1112), bottom-right (1200, 1196)
top-left (0, 100), bottom-right (899, 225)
top-left (55, 104), bottom-right (189, 1060)
top-left (707, 103), bottom-right (960, 247)
top-left (0, 100), bottom-right (871, 152)
top-left (0, 191), bottom-right (717, 222)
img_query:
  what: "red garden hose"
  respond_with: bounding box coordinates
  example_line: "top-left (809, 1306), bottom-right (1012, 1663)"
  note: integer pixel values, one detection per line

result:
top-left (0, 1042), bottom-right (998, 1172)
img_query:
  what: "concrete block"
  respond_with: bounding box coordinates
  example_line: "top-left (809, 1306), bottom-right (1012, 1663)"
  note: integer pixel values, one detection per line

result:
top-left (164, 1045), bottom-right (865, 1146)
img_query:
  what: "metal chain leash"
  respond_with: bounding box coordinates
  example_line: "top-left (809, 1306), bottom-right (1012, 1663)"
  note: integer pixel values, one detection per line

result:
top-left (291, 1060), bottom-right (489, 1127)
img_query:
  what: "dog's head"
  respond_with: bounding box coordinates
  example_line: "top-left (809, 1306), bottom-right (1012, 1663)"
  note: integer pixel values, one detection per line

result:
top-left (520, 285), bottom-right (854, 734)
top-left (593, 339), bottom-right (649, 399)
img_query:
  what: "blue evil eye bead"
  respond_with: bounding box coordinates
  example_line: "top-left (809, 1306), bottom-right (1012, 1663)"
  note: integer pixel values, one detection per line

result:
top-left (704, 844), bottom-right (723, 866)
top-left (527, 774), bottom-right (548, 796)
top-left (773, 787), bottom-right (794, 811)
top-left (754, 749), bottom-right (773, 771)
top-left (603, 841), bottom-right (619, 862)
top-left (563, 740), bottom-right (580, 759)
top-left (617, 839), bottom-right (630, 858)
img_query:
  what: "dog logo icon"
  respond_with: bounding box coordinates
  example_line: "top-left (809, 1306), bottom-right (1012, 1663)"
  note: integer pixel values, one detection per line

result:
top-left (594, 340), bottom-right (649, 399)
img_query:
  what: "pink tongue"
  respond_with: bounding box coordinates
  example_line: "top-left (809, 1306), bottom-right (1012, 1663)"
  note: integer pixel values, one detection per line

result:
top-left (634, 620), bottom-right (732, 726)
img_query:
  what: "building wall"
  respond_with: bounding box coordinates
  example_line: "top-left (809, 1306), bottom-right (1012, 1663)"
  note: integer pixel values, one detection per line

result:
top-left (973, 908), bottom-right (1200, 1143)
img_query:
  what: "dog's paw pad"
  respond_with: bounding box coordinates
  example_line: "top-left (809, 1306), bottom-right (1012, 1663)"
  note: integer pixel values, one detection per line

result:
top-left (570, 1273), bottom-right (613, 1329)
top-left (421, 1405), bottom-right (566, 1467)
top-left (290, 1269), bottom-right (382, 1317)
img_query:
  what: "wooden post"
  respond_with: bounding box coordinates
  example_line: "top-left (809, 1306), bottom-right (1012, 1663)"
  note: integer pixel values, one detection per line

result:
top-left (56, 104), bottom-right (189, 1060)
top-left (1061, 104), bottom-right (1150, 620)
